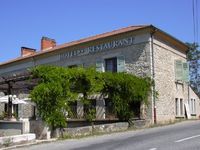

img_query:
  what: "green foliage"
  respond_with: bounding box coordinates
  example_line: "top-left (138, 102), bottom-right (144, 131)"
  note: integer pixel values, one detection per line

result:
top-left (31, 83), bottom-right (67, 128)
top-left (186, 42), bottom-right (199, 61)
top-left (68, 67), bottom-right (102, 97)
top-left (85, 108), bottom-right (96, 123)
top-left (101, 72), bottom-right (152, 120)
top-left (68, 68), bottom-right (102, 123)
top-left (30, 65), bottom-right (77, 136)
top-left (186, 42), bottom-right (200, 96)
top-left (30, 65), bottom-right (152, 130)
top-left (67, 67), bottom-right (101, 123)
top-left (30, 66), bottom-right (102, 132)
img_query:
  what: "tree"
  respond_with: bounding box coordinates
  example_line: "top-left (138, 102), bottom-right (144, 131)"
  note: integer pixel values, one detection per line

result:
top-left (30, 65), bottom-right (77, 138)
top-left (186, 42), bottom-right (200, 96)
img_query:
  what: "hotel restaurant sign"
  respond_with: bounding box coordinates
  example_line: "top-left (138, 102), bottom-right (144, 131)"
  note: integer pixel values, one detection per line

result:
top-left (60, 36), bottom-right (135, 60)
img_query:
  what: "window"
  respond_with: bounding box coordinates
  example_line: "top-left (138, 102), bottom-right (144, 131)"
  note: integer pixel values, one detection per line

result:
top-left (180, 99), bottom-right (183, 116)
top-left (190, 98), bottom-right (196, 115)
top-left (194, 99), bottom-right (196, 113)
top-left (96, 56), bottom-right (125, 72)
top-left (175, 98), bottom-right (184, 117)
top-left (175, 98), bottom-right (179, 116)
top-left (190, 99), bottom-right (193, 114)
top-left (105, 57), bottom-right (117, 72)
top-left (174, 60), bottom-right (189, 82)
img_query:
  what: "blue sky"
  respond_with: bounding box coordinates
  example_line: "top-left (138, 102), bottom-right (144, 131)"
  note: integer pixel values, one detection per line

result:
top-left (0, 0), bottom-right (199, 63)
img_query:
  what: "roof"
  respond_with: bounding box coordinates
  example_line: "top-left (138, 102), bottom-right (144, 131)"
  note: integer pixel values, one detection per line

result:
top-left (0, 25), bottom-right (189, 66)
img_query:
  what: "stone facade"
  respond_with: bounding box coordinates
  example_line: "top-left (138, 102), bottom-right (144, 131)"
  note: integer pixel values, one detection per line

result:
top-left (153, 38), bottom-right (200, 123)
top-left (0, 25), bottom-right (199, 125)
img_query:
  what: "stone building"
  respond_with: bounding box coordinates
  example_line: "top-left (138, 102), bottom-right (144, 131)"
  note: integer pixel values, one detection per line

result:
top-left (0, 25), bottom-right (199, 124)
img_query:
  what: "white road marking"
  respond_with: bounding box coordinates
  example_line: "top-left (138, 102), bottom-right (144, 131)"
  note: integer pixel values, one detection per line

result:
top-left (175, 134), bottom-right (200, 143)
top-left (149, 148), bottom-right (157, 150)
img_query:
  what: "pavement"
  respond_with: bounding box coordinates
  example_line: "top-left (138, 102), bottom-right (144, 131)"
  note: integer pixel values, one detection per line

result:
top-left (7, 120), bottom-right (200, 150)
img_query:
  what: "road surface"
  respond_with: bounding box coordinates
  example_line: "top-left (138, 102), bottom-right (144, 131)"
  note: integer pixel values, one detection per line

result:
top-left (16, 120), bottom-right (200, 150)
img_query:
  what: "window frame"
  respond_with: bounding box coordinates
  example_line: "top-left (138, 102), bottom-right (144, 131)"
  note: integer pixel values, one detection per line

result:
top-left (105, 57), bottom-right (117, 72)
top-left (175, 98), bottom-right (184, 117)
top-left (190, 98), bottom-right (196, 115)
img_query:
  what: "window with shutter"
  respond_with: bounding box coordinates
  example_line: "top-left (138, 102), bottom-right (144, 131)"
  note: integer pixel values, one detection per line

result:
top-left (182, 62), bottom-right (189, 82)
top-left (175, 60), bottom-right (189, 82)
top-left (105, 58), bottom-right (117, 72)
top-left (175, 60), bottom-right (183, 81)
top-left (117, 56), bottom-right (125, 72)
top-left (96, 60), bottom-right (103, 72)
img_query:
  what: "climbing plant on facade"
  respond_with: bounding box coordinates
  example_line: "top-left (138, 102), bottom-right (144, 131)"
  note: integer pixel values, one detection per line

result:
top-left (101, 72), bottom-right (152, 120)
top-left (30, 65), bottom-right (152, 137)
top-left (67, 67), bottom-right (103, 126)
top-left (30, 65), bottom-right (77, 137)
top-left (30, 66), bottom-right (102, 136)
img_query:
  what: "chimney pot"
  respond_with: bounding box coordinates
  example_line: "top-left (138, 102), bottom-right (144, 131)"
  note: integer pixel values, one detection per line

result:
top-left (41, 36), bottom-right (56, 51)
top-left (21, 47), bottom-right (36, 57)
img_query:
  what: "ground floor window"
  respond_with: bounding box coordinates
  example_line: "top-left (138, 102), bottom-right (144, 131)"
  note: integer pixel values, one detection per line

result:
top-left (175, 98), bottom-right (184, 117)
top-left (189, 98), bottom-right (196, 115)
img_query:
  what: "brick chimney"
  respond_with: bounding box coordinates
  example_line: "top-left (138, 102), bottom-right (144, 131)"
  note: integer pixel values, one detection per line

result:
top-left (21, 47), bottom-right (36, 57)
top-left (41, 37), bottom-right (56, 51)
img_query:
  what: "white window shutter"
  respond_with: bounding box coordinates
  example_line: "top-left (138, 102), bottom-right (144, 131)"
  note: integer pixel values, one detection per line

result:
top-left (96, 60), bottom-right (103, 72)
top-left (117, 56), bottom-right (125, 72)
top-left (182, 62), bottom-right (189, 82)
top-left (175, 60), bottom-right (183, 81)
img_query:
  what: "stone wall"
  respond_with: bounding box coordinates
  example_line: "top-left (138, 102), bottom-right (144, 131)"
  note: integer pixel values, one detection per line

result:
top-left (153, 38), bottom-right (200, 123)
top-left (189, 87), bottom-right (200, 119)
top-left (0, 121), bottom-right (25, 136)
top-left (29, 120), bottom-right (50, 139)
top-left (64, 122), bottom-right (129, 137)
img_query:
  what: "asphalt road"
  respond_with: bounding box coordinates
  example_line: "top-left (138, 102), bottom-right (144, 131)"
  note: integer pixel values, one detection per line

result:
top-left (16, 120), bottom-right (200, 150)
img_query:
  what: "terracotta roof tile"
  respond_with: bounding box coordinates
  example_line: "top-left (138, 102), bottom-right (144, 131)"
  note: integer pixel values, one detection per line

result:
top-left (0, 25), bottom-right (149, 66)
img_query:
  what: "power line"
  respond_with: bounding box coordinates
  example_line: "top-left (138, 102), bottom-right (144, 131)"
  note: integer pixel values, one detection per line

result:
top-left (192, 0), bottom-right (196, 44)
top-left (196, 0), bottom-right (199, 43)
top-left (192, 0), bottom-right (199, 45)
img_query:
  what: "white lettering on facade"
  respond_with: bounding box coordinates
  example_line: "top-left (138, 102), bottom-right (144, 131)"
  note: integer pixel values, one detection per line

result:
top-left (60, 36), bottom-right (135, 60)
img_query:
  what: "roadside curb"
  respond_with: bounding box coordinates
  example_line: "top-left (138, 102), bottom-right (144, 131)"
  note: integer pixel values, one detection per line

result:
top-left (1, 138), bottom-right (57, 150)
